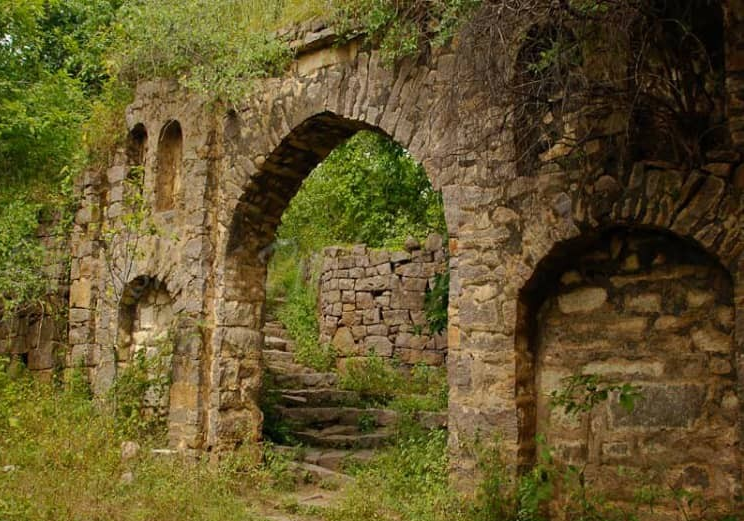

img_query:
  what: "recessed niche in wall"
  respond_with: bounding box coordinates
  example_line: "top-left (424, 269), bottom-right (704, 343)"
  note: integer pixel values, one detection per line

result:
top-left (155, 120), bottom-right (183, 211)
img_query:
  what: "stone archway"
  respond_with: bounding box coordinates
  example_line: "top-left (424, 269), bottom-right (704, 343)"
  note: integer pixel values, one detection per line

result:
top-left (214, 106), bottom-right (448, 450)
top-left (118, 277), bottom-right (175, 428)
top-left (117, 276), bottom-right (198, 448)
top-left (515, 227), bottom-right (739, 512)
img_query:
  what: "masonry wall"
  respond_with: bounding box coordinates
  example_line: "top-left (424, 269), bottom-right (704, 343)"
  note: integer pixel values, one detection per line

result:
top-left (0, 224), bottom-right (69, 377)
top-left (519, 229), bottom-right (738, 514)
top-left (318, 235), bottom-right (448, 367)
top-left (66, 5), bottom-right (744, 510)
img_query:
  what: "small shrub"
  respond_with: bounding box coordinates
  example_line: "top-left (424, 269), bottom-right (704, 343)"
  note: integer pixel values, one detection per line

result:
top-left (338, 354), bottom-right (404, 403)
top-left (339, 356), bottom-right (448, 412)
top-left (357, 411), bottom-right (377, 433)
top-left (325, 427), bottom-right (463, 521)
top-left (109, 333), bottom-right (174, 440)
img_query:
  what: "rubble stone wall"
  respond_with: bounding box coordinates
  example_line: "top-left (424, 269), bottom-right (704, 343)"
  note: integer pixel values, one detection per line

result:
top-left (521, 229), bottom-right (737, 513)
top-left (318, 236), bottom-right (448, 367)
top-left (65, 5), bottom-right (744, 509)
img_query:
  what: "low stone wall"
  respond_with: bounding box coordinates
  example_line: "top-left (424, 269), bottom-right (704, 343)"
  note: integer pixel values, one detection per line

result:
top-left (318, 235), bottom-right (448, 367)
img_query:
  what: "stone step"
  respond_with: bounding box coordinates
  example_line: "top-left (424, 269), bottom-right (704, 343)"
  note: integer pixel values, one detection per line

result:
top-left (262, 349), bottom-right (295, 365)
top-left (275, 445), bottom-right (374, 473)
top-left (276, 406), bottom-right (399, 429)
top-left (292, 428), bottom-right (393, 449)
top-left (274, 372), bottom-right (338, 389)
top-left (290, 461), bottom-right (353, 486)
top-left (273, 388), bottom-right (361, 408)
top-left (264, 327), bottom-right (290, 340)
top-left (265, 362), bottom-right (315, 377)
top-left (263, 322), bottom-right (289, 336)
top-left (264, 335), bottom-right (294, 352)
top-left (262, 352), bottom-right (314, 376)
top-left (302, 447), bottom-right (375, 472)
top-left (264, 320), bottom-right (286, 328)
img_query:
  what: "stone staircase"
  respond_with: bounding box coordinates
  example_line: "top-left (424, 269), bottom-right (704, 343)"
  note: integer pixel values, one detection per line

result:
top-left (261, 319), bottom-right (386, 479)
top-left (261, 315), bottom-right (447, 485)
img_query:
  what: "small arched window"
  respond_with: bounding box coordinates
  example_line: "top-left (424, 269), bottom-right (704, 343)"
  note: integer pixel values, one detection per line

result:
top-left (155, 120), bottom-right (183, 211)
top-left (126, 123), bottom-right (148, 168)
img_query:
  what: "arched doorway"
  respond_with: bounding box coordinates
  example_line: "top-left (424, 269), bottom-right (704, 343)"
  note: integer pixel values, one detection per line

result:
top-left (117, 276), bottom-right (180, 442)
top-left (516, 227), bottom-right (739, 513)
top-left (219, 111), bottom-right (449, 450)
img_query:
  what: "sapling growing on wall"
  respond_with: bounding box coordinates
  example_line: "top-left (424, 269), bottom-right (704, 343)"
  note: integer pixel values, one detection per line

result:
top-left (97, 165), bottom-right (161, 405)
top-left (549, 373), bottom-right (641, 417)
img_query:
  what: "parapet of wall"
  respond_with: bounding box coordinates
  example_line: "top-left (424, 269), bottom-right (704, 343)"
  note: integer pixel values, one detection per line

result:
top-left (318, 235), bottom-right (448, 367)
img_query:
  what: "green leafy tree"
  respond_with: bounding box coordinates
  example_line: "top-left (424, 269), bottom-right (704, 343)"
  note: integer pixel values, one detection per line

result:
top-left (109, 0), bottom-right (292, 103)
top-left (278, 130), bottom-right (446, 254)
top-left (0, 0), bottom-right (119, 315)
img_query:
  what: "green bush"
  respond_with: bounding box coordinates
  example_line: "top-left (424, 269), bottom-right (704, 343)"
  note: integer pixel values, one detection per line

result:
top-left (111, 0), bottom-right (294, 103)
top-left (269, 248), bottom-right (337, 372)
top-left (277, 130), bottom-right (446, 255)
top-left (108, 344), bottom-right (173, 441)
top-left (336, 0), bottom-right (482, 64)
top-left (339, 355), bottom-right (448, 412)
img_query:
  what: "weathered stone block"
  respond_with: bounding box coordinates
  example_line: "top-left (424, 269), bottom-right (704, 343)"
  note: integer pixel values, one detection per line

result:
top-left (351, 325), bottom-right (366, 340)
top-left (610, 385), bottom-right (705, 428)
top-left (337, 256), bottom-right (354, 269)
top-left (356, 292), bottom-right (374, 309)
top-left (686, 289), bottom-right (713, 308)
top-left (390, 251), bottom-right (411, 263)
top-left (390, 290), bottom-right (425, 310)
top-left (369, 250), bottom-right (390, 265)
top-left (395, 263), bottom-right (423, 277)
top-left (557, 287), bottom-right (607, 314)
top-left (338, 278), bottom-right (354, 290)
top-left (362, 308), bottom-right (380, 324)
top-left (355, 275), bottom-right (389, 291)
top-left (365, 336), bottom-right (393, 357)
top-left (69, 278), bottom-right (92, 308)
top-left (332, 327), bottom-right (356, 354)
top-left (691, 327), bottom-right (731, 353)
top-left (367, 324), bottom-right (389, 336)
top-left (376, 263), bottom-right (392, 275)
top-left (383, 310), bottom-right (409, 325)
top-left (323, 290), bottom-right (341, 304)
top-left (625, 293), bottom-right (662, 313)
top-left (402, 277), bottom-right (428, 292)
top-left (424, 233), bottom-right (443, 252)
